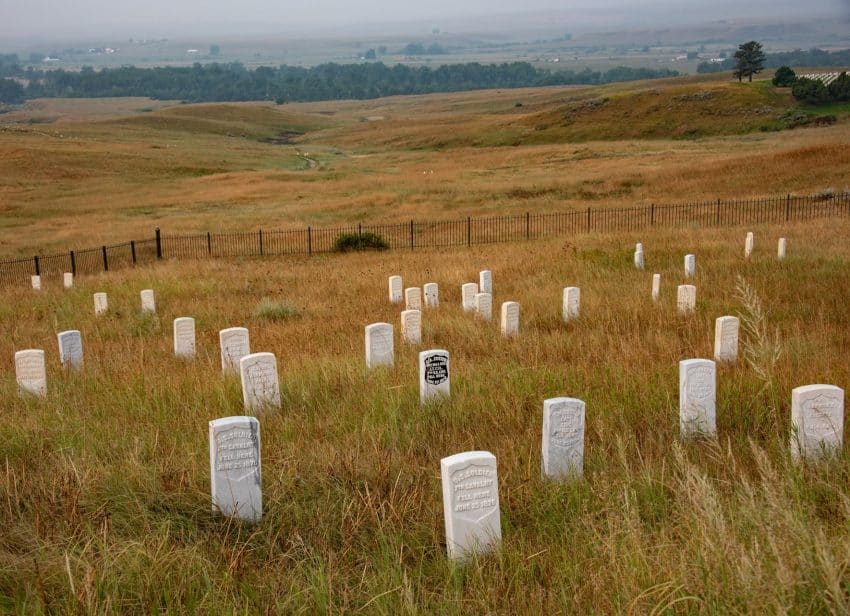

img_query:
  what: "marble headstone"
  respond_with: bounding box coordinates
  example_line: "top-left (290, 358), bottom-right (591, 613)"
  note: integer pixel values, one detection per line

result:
top-left (239, 352), bottom-right (281, 411)
top-left (778, 238), bottom-right (787, 260)
top-left (479, 270), bottom-right (492, 295)
top-left (209, 416), bottom-right (262, 522)
top-left (365, 322), bottom-right (394, 368)
top-left (31, 275), bottom-right (41, 291)
top-left (542, 397), bottom-right (585, 479)
top-left (424, 283), bottom-right (439, 308)
top-left (677, 285), bottom-right (696, 314)
top-left (57, 330), bottom-right (83, 369)
top-left (713, 316), bottom-right (739, 364)
top-left (791, 384), bottom-right (844, 462)
top-left (173, 317), bottom-right (196, 358)
top-left (652, 273), bottom-right (661, 302)
top-left (745, 231), bottom-right (754, 258)
top-left (679, 359), bottom-right (716, 438)
top-left (94, 292), bottom-right (108, 316)
top-left (401, 309), bottom-right (422, 345)
top-left (63, 272), bottom-right (73, 289)
top-left (420, 349), bottom-right (450, 403)
top-left (684, 254), bottom-right (695, 278)
top-left (562, 287), bottom-right (580, 322)
top-left (461, 283), bottom-right (478, 312)
top-left (15, 349), bottom-right (46, 397)
top-left (388, 276), bottom-right (403, 303)
top-left (140, 289), bottom-right (156, 313)
top-left (474, 293), bottom-right (492, 321)
top-left (634, 249), bottom-right (644, 270)
top-left (405, 287), bottom-right (422, 311)
top-left (220, 327), bottom-right (250, 374)
top-left (500, 301), bottom-right (519, 337)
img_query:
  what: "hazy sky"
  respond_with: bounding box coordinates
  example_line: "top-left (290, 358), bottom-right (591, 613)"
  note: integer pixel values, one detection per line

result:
top-left (2, 0), bottom-right (848, 40)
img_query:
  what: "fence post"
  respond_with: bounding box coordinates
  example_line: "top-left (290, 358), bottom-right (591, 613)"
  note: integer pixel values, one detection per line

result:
top-left (207, 232), bottom-right (212, 256)
top-left (307, 226), bottom-right (312, 256)
top-left (785, 194), bottom-right (791, 222)
top-left (130, 241), bottom-right (136, 264)
top-left (410, 220), bottom-right (414, 249)
top-left (69, 251), bottom-right (76, 276)
top-left (33, 256), bottom-right (40, 276)
top-left (467, 217), bottom-right (471, 246)
top-left (526, 212), bottom-right (530, 239)
top-left (715, 199), bottom-right (721, 226)
top-left (651, 203), bottom-right (655, 225)
top-left (259, 230), bottom-right (264, 256)
top-left (155, 227), bottom-right (162, 260)
top-left (586, 207), bottom-right (591, 233)
top-left (101, 245), bottom-right (109, 272)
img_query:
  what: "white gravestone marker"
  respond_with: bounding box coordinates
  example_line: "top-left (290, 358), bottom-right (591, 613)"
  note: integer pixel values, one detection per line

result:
top-left (209, 416), bottom-right (262, 522)
top-left (31, 275), bottom-right (41, 291)
top-left (365, 323), bottom-right (394, 368)
top-left (778, 238), bottom-right (787, 260)
top-left (173, 317), bottom-right (196, 359)
top-left (405, 287), bottom-right (422, 311)
top-left (684, 254), bottom-right (696, 278)
top-left (63, 272), bottom-right (73, 289)
top-left (15, 349), bottom-right (46, 398)
top-left (652, 274), bottom-right (661, 302)
top-left (542, 397), bottom-right (585, 479)
top-left (677, 285), bottom-right (696, 314)
top-left (388, 276), bottom-right (403, 304)
top-left (634, 249), bottom-right (644, 270)
top-left (679, 359), bottom-right (716, 438)
top-left (57, 330), bottom-right (83, 370)
top-left (440, 451), bottom-right (501, 560)
top-left (479, 270), bottom-right (492, 295)
top-left (401, 310), bottom-right (422, 345)
top-left (140, 289), bottom-right (156, 313)
top-left (745, 232), bottom-right (754, 259)
top-left (424, 283), bottom-right (439, 308)
top-left (220, 327), bottom-right (250, 374)
top-left (713, 316), bottom-right (739, 364)
top-left (94, 292), bottom-right (108, 316)
top-left (474, 293), bottom-right (492, 321)
top-left (461, 283), bottom-right (478, 312)
top-left (500, 301), bottom-right (519, 337)
top-left (791, 385), bottom-right (844, 462)
top-left (240, 352), bottom-right (281, 412)
top-left (635, 242), bottom-right (643, 252)
top-left (562, 287), bottom-right (580, 322)
top-left (420, 349), bottom-right (450, 403)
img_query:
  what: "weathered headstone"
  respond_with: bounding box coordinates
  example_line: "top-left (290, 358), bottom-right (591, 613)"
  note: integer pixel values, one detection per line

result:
top-left (713, 316), bottom-right (739, 364)
top-left (424, 282), bottom-right (439, 308)
top-left (542, 397), bottom-right (585, 479)
top-left (209, 416), bottom-right (262, 522)
top-left (635, 242), bottom-right (643, 252)
top-left (239, 352), bottom-right (281, 411)
top-left (140, 289), bottom-right (156, 313)
top-left (93, 292), bottom-right (108, 316)
top-left (365, 322), bottom-right (394, 368)
top-left (420, 349), bottom-right (450, 403)
top-left (173, 317), bottom-right (196, 359)
top-left (474, 293), bottom-right (492, 321)
top-left (634, 248), bottom-right (645, 271)
top-left (63, 272), bottom-right (73, 289)
top-left (684, 254), bottom-right (695, 278)
top-left (500, 301), bottom-right (519, 337)
top-left (405, 287), bottom-right (422, 311)
top-left (677, 285), bottom-right (696, 314)
top-left (31, 275), bottom-right (41, 291)
top-left (562, 287), bottom-right (580, 322)
top-left (679, 359), bottom-right (716, 438)
top-left (401, 309), bottom-right (422, 345)
top-left (388, 276), bottom-right (403, 303)
top-left (791, 384), bottom-right (844, 462)
top-left (461, 283), bottom-right (478, 312)
top-left (778, 238), bottom-right (787, 260)
top-left (220, 327), bottom-right (250, 374)
top-left (479, 270), bottom-right (492, 295)
top-left (15, 349), bottom-right (46, 397)
top-left (745, 231), bottom-right (754, 259)
top-left (440, 451), bottom-right (501, 560)
top-left (57, 330), bottom-right (83, 369)
top-left (652, 273), bottom-right (661, 302)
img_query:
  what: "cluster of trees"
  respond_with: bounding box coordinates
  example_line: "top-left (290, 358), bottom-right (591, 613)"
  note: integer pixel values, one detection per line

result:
top-left (698, 46), bottom-right (850, 74)
top-left (3, 61), bottom-right (678, 104)
top-left (772, 66), bottom-right (850, 105)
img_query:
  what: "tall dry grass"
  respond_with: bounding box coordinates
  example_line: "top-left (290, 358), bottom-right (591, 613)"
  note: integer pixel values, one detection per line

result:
top-left (1, 218), bottom-right (849, 611)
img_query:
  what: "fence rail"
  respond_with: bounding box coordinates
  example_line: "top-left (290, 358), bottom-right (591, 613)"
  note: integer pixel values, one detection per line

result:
top-left (2, 193), bottom-right (849, 287)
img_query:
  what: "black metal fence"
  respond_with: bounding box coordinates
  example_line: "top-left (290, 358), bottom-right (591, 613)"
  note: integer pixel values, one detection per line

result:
top-left (2, 192), bottom-right (848, 287)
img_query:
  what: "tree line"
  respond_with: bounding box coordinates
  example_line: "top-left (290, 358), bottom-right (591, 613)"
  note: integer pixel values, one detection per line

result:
top-left (0, 60), bottom-right (678, 104)
top-left (698, 47), bottom-right (850, 74)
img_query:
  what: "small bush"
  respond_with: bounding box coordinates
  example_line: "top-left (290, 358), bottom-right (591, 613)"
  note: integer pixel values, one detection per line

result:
top-left (772, 66), bottom-right (796, 87)
top-left (253, 298), bottom-right (300, 321)
top-left (333, 231), bottom-right (389, 252)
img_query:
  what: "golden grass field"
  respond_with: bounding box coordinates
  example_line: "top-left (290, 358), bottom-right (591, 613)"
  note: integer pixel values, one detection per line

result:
top-left (2, 74), bottom-right (850, 611)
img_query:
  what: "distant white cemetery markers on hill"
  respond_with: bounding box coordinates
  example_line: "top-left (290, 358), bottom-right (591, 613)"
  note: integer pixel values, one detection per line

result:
top-left (209, 416), bottom-right (262, 522)
top-left (440, 451), bottom-right (501, 561)
top-left (240, 352), bottom-right (281, 412)
top-left (31, 275), bottom-right (41, 291)
top-left (791, 384), bottom-right (844, 462)
top-left (94, 292), bottom-right (108, 316)
top-left (420, 349), bottom-right (450, 404)
top-left (562, 287), bottom-right (580, 322)
top-left (479, 270), bottom-right (492, 295)
top-left (173, 317), bottom-right (196, 359)
top-left (365, 322), bottom-right (394, 368)
top-left (679, 359), bottom-right (716, 438)
top-left (405, 287), bottom-right (422, 311)
top-left (57, 330), bottom-right (83, 370)
top-left (542, 397), bottom-right (585, 479)
top-left (634, 248), bottom-right (644, 270)
top-left (713, 316), bottom-right (739, 364)
top-left (778, 238), bottom-right (787, 260)
top-left (677, 285), bottom-right (696, 314)
top-left (500, 301), bottom-right (519, 337)
top-left (388, 276), bottom-right (403, 303)
top-left (140, 289), bottom-right (156, 313)
top-left (474, 293), bottom-right (492, 321)
top-left (745, 231), bottom-right (754, 259)
top-left (63, 272), bottom-right (73, 289)
top-left (461, 283), bottom-right (478, 312)
top-left (652, 274), bottom-right (661, 302)
top-left (424, 283), bottom-right (439, 308)
top-left (684, 254), bottom-right (695, 278)
top-left (15, 349), bottom-right (46, 398)
top-left (401, 309), bottom-right (422, 345)
top-left (220, 327), bottom-right (250, 374)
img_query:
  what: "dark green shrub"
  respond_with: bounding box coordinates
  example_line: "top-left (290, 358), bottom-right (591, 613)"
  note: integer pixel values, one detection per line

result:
top-left (772, 66), bottom-right (796, 87)
top-left (333, 231), bottom-right (389, 252)
top-left (792, 78), bottom-right (831, 104)
top-left (827, 72), bottom-right (850, 102)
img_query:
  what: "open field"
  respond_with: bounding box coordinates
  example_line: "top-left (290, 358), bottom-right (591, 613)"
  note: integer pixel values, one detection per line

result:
top-left (2, 218), bottom-right (850, 611)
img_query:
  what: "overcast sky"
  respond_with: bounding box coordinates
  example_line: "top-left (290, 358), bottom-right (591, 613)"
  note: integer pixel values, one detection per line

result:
top-left (2, 0), bottom-right (848, 40)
